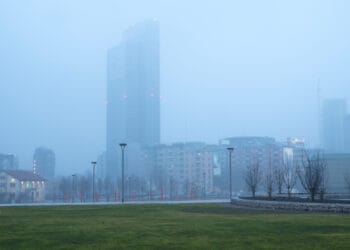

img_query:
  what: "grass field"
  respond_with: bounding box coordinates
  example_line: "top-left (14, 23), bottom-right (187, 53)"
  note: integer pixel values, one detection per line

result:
top-left (0, 203), bottom-right (349, 249)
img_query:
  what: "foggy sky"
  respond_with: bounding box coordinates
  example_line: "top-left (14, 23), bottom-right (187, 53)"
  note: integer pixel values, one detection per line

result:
top-left (1, 0), bottom-right (350, 175)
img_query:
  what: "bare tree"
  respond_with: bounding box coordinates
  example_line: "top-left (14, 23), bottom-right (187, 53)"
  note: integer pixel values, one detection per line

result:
top-left (152, 166), bottom-right (167, 199)
top-left (97, 178), bottom-right (103, 200)
top-left (78, 175), bottom-right (91, 202)
top-left (274, 166), bottom-right (284, 195)
top-left (264, 166), bottom-right (274, 199)
top-left (298, 150), bottom-right (327, 201)
top-left (58, 177), bottom-right (70, 201)
top-left (283, 159), bottom-right (297, 199)
top-left (103, 176), bottom-right (113, 202)
top-left (244, 160), bottom-right (261, 198)
top-left (319, 164), bottom-right (329, 201)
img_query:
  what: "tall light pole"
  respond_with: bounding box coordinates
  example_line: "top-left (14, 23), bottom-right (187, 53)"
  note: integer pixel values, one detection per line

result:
top-left (227, 147), bottom-right (234, 201)
top-left (119, 143), bottom-right (127, 203)
top-left (91, 161), bottom-right (97, 202)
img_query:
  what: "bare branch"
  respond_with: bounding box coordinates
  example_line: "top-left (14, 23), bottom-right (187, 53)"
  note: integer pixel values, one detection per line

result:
top-left (297, 149), bottom-right (327, 201)
top-left (283, 159), bottom-right (297, 199)
top-left (274, 166), bottom-right (284, 195)
top-left (244, 160), bottom-right (261, 198)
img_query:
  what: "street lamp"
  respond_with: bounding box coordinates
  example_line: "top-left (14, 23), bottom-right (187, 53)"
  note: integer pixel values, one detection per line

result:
top-left (91, 161), bottom-right (97, 202)
top-left (227, 147), bottom-right (234, 201)
top-left (119, 143), bottom-right (127, 203)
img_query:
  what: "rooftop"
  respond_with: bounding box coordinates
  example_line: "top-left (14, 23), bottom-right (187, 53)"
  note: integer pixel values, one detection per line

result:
top-left (2, 170), bottom-right (45, 182)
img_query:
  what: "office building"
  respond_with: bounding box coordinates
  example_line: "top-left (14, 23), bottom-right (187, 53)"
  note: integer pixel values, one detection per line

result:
top-left (321, 99), bottom-right (347, 153)
top-left (0, 154), bottom-right (18, 170)
top-left (324, 154), bottom-right (350, 193)
top-left (146, 143), bottom-right (215, 198)
top-left (106, 20), bottom-right (160, 179)
top-left (33, 147), bottom-right (55, 180)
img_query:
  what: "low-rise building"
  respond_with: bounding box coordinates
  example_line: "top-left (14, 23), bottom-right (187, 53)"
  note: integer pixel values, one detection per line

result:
top-left (0, 170), bottom-right (46, 203)
top-left (324, 154), bottom-right (350, 193)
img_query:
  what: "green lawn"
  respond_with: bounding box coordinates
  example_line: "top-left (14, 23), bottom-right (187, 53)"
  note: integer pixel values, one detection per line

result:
top-left (0, 203), bottom-right (349, 249)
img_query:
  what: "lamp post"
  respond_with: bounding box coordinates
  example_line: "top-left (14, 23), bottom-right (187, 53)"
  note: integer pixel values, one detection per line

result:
top-left (227, 147), bottom-right (234, 201)
top-left (91, 161), bottom-right (97, 202)
top-left (119, 143), bottom-right (127, 203)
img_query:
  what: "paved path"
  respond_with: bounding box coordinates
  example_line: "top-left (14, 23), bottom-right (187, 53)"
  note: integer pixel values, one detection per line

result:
top-left (0, 199), bottom-right (230, 207)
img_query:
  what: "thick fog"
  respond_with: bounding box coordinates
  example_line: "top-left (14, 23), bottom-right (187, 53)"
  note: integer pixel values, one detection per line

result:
top-left (1, 0), bottom-right (350, 175)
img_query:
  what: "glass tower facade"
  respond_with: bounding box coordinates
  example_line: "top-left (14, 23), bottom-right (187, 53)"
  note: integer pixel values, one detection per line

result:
top-left (106, 20), bottom-right (160, 180)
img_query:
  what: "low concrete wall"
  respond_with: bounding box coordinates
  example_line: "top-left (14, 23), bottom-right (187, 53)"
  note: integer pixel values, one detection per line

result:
top-left (231, 198), bottom-right (350, 213)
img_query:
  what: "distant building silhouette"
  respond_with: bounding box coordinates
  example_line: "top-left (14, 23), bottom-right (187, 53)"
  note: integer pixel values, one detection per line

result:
top-left (0, 154), bottom-right (18, 170)
top-left (344, 115), bottom-right (350, 153)
top-left (321, 99), bottom-right (347, 153)
top-left (33, 147), bottom-right (55, 180)
top-left (106, 20), bottom-right (160, 180)
top-left (324, 153), bottom-right (350, 193)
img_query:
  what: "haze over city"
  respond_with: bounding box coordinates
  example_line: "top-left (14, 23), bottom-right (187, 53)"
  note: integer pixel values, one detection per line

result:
top-left (1, 0), bottom-right (350, 175)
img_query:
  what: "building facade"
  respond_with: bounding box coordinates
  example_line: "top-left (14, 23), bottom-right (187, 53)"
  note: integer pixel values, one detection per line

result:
top-left (0, 154), bottom-right (18, 170)
top-left (33, 147), bottom-right (55, 180)
top-left (219, 137), bottom-right (284, 193)
top-left (321, 99), bottom-right (347, 153)
top-left (0, 170), bottom-right (46, 203)
top-left (106, 20), bottom-right (160, 180)
top-left (146, 143), bottom-right (215, 198)
top-left (324, 154), bottom-right (350, 193)
top-left (219, 137), bottom-right (305, 194)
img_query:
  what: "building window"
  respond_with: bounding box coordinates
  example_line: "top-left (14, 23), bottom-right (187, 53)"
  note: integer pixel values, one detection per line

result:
top-left (10, 183), bottom-right (15, 188)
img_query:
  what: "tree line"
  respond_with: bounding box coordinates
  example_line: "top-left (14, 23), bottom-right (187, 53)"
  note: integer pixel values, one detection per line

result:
top-left (244, 150), bottom-right (330, 201)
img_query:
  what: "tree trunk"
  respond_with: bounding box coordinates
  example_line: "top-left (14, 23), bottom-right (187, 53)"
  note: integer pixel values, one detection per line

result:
top-left (320, 191), bottom-right (324, 202)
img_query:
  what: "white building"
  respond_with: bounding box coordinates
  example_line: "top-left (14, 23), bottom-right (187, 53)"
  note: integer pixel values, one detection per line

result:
top-left (0, 170), bottom-right (46, 203)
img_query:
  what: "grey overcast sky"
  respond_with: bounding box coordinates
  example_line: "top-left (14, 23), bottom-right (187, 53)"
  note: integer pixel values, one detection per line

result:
top-left (1, 0), bottom-right (350, 175)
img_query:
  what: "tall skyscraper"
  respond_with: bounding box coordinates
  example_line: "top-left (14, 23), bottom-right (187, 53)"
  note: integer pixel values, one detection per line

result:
top-left (33, 147), bottom-right (55, 180)
top-left (106, 20), bottom-right (160, 180)
top-left (321, 99), bottom-right (347, 153)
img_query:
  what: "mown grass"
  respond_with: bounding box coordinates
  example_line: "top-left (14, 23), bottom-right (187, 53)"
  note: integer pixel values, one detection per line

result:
top-left (0, 203), bottom-right (349, 249)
